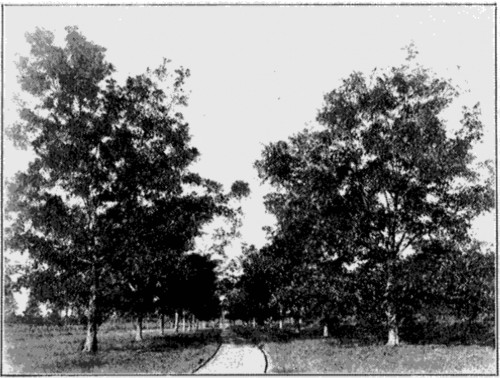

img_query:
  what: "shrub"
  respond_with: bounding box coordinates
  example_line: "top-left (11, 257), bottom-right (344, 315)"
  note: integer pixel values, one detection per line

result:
top-left (230, 324), bottom-right (323, 344)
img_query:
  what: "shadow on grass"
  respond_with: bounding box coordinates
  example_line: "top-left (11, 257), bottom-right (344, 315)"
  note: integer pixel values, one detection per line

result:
top-left (4, 324), bottom-right (222, 374)
top-left (144, 330), bottom-right (222, 352)
top-left (103, 329), bottom-right (222, 353)
top-left (48, 354), bottom-right (106, 373)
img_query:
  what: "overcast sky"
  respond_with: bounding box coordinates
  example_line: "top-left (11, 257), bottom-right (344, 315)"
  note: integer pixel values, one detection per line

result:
top-left (4, 5), bottom-right (496, 258)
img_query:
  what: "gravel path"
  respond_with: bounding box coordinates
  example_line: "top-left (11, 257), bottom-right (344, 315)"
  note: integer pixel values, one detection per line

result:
top-left (194, 343), bottom-right (267, 374)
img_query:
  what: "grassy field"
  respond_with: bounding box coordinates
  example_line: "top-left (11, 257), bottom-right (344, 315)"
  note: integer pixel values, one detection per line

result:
top-left (3, 323), bottom-right (221, 374)
top-left (266, 338), bottom-right (497, 374)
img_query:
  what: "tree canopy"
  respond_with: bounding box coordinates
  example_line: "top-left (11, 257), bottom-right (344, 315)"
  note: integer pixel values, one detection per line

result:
top-left (6, 26), bottom-right (248, 352)
top-left (254, 57), bottom-right (494, 345)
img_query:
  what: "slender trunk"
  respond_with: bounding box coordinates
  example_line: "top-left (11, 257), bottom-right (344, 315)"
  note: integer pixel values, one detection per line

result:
top-left (182, 313), bottom-right (186, 333)
top-left (296, 317), bottom-right (302, 333)
top-left (279, 319), bottom-right (283, 329)
top-left (385, 261), bottom-right (399, 346)
top-left (220, 311), bottom-right (226, 330)
top-left (387, 323), bottom-right (399, 346)
top-left (82, 267), bottom-right (98, 353)
top-left (252, 318), bottom-right (256, 328)
top-left (160, 314), bottom-right (165, 335)
top-left (386, 301), bottom-right (399, 346)
top-left (175, 311), bottom-right (179, 333)
top-left (83, 317), bottom-right (98, 353)
top-left (135, 315), bottom-right (143, 341)
top-left (323, 324), bottom-right (329, 338)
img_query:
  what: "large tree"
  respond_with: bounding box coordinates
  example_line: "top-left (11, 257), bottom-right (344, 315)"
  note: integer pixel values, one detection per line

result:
top-left (6, 26), bottom-right (248, 352)
top-left (256, 57), bottom-right (493, 345)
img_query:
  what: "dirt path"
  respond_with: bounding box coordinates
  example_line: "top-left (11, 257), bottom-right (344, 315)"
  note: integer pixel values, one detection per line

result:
top-left (194, 330), bottom-right (268, 374)
top-left (194, 343), bottom-right (267, 374)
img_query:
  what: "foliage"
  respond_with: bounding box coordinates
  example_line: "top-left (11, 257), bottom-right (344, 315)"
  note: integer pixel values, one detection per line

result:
top-left (6, 26), bottom-right (248, 352)
top-left (7, 26), bottom-right (126, 351)
top-left (399, 319), bottom-right (494, 347)
top-left (226, 244), bottom-right (278, 323)
top-left (439, 246), bottom-right (495, 322)
top-left (254, 55), bottom-right (494, 344)
top-left (175, 253), bottom-right (221, 321)
top-left (22, 292), bottom-right (43, 321)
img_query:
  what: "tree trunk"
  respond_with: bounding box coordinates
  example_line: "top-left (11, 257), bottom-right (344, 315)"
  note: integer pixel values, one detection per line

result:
top-left (385, 262), bottom-right (399, 346)
top-left (221, 311), bottom-right (226, 330)
top-left (82, 267), bottom-right (98, 353)
top-left (175, 311), bottom-right (179, 333)
top-left (160, 314), bottom-right (165, 335)
top-left (386, 301), bottom-right (399, 346)
top-left (135, 315), bottom-right (143, 341)
top-left (323, 324), bottom-right (329, 338)
top-left (387, 324), bottom-right (399, 346)
top-left (83, 315), bottom-right (98, 353)
top-left (296, 317), bottom-right (302, 333)
top-left (252, 318), bottom-right (256, 328)
top-left (279, 319), bottom-right (283, 329)
top-left (182, 313), bottom-right (186, 332)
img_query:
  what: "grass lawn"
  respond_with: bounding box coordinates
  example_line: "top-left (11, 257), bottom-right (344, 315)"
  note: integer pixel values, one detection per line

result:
top-left (3, 323), bottom-right (221, 374)
top-left (266, 338), bottom-right (497, 374)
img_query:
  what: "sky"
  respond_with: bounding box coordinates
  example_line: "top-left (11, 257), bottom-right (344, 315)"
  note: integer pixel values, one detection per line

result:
top-left (3, 4), bottom-right (496, 266)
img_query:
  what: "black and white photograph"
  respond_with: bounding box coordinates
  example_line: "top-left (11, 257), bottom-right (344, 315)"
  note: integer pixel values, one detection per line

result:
top-left (2, 3), bottom-right (497, 374)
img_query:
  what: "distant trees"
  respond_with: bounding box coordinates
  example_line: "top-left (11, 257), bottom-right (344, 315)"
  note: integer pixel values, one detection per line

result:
top-left (178, 254), bottom-right (221, 323)
top-left (6, 27), bottom-right (248, 353)
top-left (249, 54), bottom-right (493, 344)
top-left (227, 244), bottom-right (278, 324)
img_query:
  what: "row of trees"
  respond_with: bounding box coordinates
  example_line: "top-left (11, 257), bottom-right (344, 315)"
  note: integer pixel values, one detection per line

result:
top-left (228, 53), bottom-right (494, 345)
top-left (12, 252), bottom-right (222, 333)
top-left (6, 27), bottom-right (249, 352)
top-left (229, 240), bottom-right (494, 336)
top-left (5, 29), bottom-right (494, 351)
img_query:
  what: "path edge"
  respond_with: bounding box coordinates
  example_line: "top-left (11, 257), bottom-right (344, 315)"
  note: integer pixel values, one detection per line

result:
top-left (192, 340), bottom-right (223, 373)
top-left (258, 343), bottom-right (272, 374)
